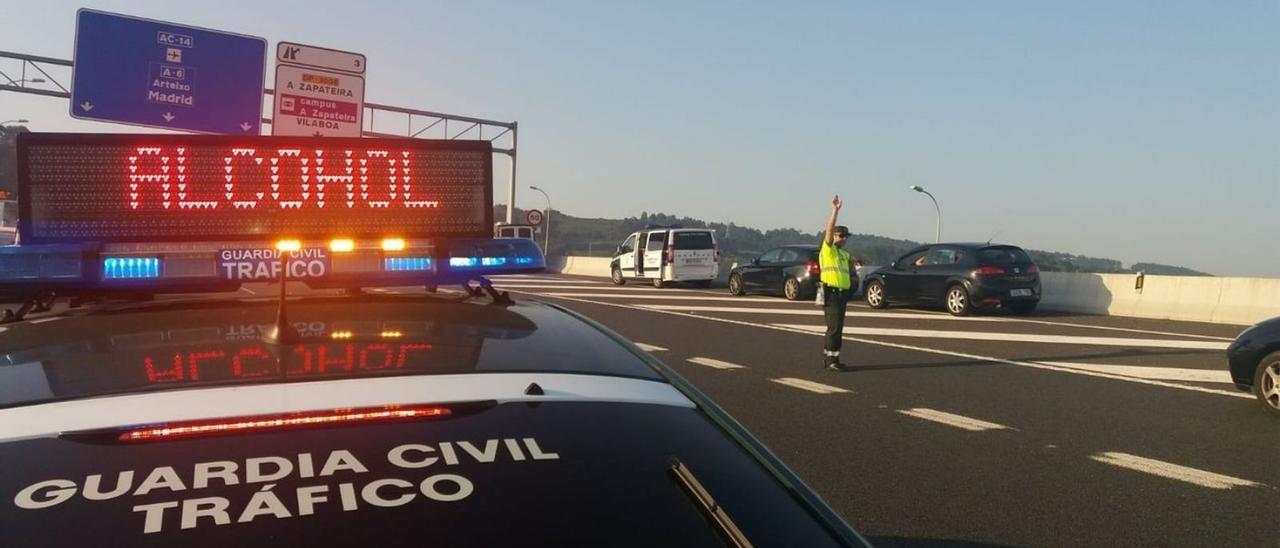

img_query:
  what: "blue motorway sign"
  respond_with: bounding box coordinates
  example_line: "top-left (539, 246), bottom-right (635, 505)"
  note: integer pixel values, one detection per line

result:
top-left (70, 9), bottom-right (267, 135)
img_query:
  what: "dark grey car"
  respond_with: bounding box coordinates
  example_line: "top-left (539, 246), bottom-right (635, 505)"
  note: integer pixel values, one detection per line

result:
top-left (728, 245), bottom-right (822, 300)
top-left (862, 243), bottom-right (1041, 316)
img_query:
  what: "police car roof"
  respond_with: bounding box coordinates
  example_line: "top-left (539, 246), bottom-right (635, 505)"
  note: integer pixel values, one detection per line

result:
top-left (0, 293), bottom-right (868, 547)
top-left (0, 296), bottom-right (664, 412)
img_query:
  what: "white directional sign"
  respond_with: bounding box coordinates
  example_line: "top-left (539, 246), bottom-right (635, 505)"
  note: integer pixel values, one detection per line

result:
top-left (271, 42), bottom-right (366, 137)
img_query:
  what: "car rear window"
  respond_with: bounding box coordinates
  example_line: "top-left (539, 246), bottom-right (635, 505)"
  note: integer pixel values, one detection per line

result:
top-left (672, 231), bottom-right (714, 249)
top-left (0, 300), bottom-right (665, 408)
top-left (979, 246), bottom-right (1032, 265)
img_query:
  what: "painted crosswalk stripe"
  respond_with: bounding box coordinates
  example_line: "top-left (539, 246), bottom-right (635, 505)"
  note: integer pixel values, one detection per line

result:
top-left (897, 408), bottom-right (1010, 431)
top-left (770, 377), bottom-right (849, 394)
top-left (773, 324), bottom-right (1229, 351)
top-left (633, 342), bottom-right (667, 352)
top-left (1089, 452), bottom-right (1261, 490)
top-left (687, 357), bottom-right (746, 370)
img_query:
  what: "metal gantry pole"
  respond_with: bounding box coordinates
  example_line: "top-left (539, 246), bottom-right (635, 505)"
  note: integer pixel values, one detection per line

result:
top-left (506, 122), bottom-right (518, 224)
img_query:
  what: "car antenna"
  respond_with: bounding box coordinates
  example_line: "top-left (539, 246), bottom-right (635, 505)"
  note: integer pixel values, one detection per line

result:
top-left (986, 229), bottom-right (1004, 245)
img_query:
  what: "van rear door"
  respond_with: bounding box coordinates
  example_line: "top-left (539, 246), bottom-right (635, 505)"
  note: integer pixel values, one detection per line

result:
top-left (671, 230), bottom-right (716, 279)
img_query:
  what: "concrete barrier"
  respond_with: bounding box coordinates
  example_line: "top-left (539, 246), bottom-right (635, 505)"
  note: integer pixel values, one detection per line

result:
top-left (1023, 272), bottom-right (1279, 326)
top-left (549, 256), bottom-right (1280, 326)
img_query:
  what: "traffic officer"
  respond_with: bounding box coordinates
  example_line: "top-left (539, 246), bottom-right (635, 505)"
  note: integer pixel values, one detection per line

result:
top-left (820, 195), bottom-right (856, 371)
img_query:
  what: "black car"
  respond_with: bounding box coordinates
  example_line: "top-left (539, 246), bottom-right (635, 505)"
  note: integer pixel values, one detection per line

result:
top-left (728, 245), bottom-right (822, 300)
top-left (1227, 316), bottom-right (1280, 417)
top-left (862, 243), bottom-right (1041, 316)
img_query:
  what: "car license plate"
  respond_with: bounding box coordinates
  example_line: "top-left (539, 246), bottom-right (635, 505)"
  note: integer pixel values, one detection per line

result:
top-left (1010, 288), bottom-right (1033, 297)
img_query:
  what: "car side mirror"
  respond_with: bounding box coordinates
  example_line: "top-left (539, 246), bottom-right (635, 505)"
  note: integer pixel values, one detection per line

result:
top-left (751, 258), bottom-right (760, 265)
top-left (890, 260), bottom-right (899, 269)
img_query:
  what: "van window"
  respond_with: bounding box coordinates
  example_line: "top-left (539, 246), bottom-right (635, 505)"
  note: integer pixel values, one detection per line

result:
top-left (647, 232), bottom-right (667, 250)
top-left (673, 231), bottom-right (713, 250)
top-left (619, 235), bottom-right (637, 254)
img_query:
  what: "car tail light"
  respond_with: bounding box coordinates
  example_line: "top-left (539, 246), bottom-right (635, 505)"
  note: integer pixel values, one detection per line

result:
top-left (117, 404), bottom-right (451, 443)
top-left (1027, 264), bottom-right (1040, 274)
top-left (974, 265), bottom-right (1006, 276)
top-left (805, 260), bottom-right (820, 277)
top-left (665, 243), bottom-right (674, 265)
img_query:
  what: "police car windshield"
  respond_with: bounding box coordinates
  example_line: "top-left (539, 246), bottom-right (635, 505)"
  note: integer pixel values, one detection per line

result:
top-left (0, 295), bottom-right (662, 409)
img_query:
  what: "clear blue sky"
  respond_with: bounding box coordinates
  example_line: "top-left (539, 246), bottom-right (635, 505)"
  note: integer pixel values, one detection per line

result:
top-left (3, 1), bottom-right (1277, 276)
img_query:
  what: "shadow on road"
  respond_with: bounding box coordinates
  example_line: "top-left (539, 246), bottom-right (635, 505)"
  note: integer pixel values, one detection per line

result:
top-left (866, 536), bottom-right (1023, 548)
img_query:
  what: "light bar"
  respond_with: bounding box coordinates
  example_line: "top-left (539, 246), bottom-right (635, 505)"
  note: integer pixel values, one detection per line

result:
top-left (384, 257), bottom-right (432, 272)
top-left (382, 238), bottom-right (406, 251)
top-left (103, 257), bottom-right (161, 279)
top-left (118, 404), bottom-right (452, 443)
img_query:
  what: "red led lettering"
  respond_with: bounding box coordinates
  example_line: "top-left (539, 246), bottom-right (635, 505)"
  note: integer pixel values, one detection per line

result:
top-left (396, 343), bottom-right (432, 367)
top-left (359, 343), bottom-right (395, 370)
top-left (288, 344), bottom-right (314, 374)
top-left (223, 148), bottom-right (263, 209)
top-left (186, 350), bottom-right (223, 380)
top-left (232, 347), bottom-right (274, 378)
top-left (128, 146), bottom-right (173, 210)
top-left (144, 354), bottom-right (185, 383)
top-left (272, 148), bottom-right (309, 208)
top-left (318, 343), bottom-right (354, 373)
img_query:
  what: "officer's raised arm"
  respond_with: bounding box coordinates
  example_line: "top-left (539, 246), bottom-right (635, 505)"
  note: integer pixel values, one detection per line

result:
top-left (824, 195), bottom-right (842, 245)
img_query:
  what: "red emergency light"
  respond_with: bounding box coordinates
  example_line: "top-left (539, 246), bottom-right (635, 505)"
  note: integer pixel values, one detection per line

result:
top-left (16, 133), bottom-right (494, 244)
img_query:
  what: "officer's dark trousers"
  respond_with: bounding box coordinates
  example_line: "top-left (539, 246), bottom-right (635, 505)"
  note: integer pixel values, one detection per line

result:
top-left (822, 286), bottom-right (851, 364)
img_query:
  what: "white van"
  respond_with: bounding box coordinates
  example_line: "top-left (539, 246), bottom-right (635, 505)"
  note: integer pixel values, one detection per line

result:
top-left (610, 227), bottom-right (719, 287)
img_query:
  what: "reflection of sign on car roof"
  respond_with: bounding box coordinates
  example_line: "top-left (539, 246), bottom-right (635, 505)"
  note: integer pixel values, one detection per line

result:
top-left (70, 9), bottom-right (267, 134)
top-left (272, 42), bottom-right (366, 138)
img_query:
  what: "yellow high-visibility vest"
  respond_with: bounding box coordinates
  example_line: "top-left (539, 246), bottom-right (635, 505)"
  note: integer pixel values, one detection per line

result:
top-left (819, 241), bottom-right (852, 289)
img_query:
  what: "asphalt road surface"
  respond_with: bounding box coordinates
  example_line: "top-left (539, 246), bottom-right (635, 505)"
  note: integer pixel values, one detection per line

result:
top-left (144, 273), bottom-right (1277, 546)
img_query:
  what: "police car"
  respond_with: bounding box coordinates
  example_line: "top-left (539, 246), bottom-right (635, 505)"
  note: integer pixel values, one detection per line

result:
top-left (0, 133), bottom-right (868, 546)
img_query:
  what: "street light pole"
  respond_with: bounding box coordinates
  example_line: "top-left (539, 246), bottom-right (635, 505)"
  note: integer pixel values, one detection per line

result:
top-left (529, 185), bottom-right (551, 253)
top-left (910, 185), bottom-right (941, 243)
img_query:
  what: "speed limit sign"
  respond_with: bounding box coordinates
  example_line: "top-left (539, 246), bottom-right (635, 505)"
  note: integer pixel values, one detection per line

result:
top-left (526, 209), bottom-right (544, 226)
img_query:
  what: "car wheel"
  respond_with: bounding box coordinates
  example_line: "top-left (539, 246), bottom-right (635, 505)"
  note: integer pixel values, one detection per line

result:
top-left (865, 280), bottom-right (888, 309)
top-left (945, 284), bottom-right (972, 316)
top-left (784, 278), bottom-right (802, 301)
top-left (728, 274), bottom-right (745, 296)
top-left (1010, 302), bottom-right (1037, 315)
top-left (1254, 351), bottom-right (1280, 418)
top-left (653, 277), bottom-right (665, 289)
top-left (611, 268), bottom-right (626, 286)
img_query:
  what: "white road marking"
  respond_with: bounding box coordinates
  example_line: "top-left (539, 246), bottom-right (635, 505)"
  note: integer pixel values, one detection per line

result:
top-left (511, 290), bottom-right (1252, 399)
top-left (27, 317), bottom-right (64, 325)
top-left (687, 357), bottom-right (746, 370)
top-left (897, 408), bottom-right (1011, 431)
top-left (639, 304), bottom-right (1008, 321)
top-left (239, 287), bottom-right (257, 295)
top-left (495, 285), bottom-right (707, 292)
top-left (543, 292), bottom-right (797, 302)
top-left (1010, 319), bottom-right (1236, 341)
top-left (1089, 452), bottom-right (1261, 490)
top-left (489, 278), bottom-right (604, 285)
top-left (1038, 361), bottom-right (1234, 384)
top-left (771, 377), bottom-right (849, 394)
top-left (633, 342), bottom-right (668, 352)
top-left (773, 324), bottom-right (1229, 351)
